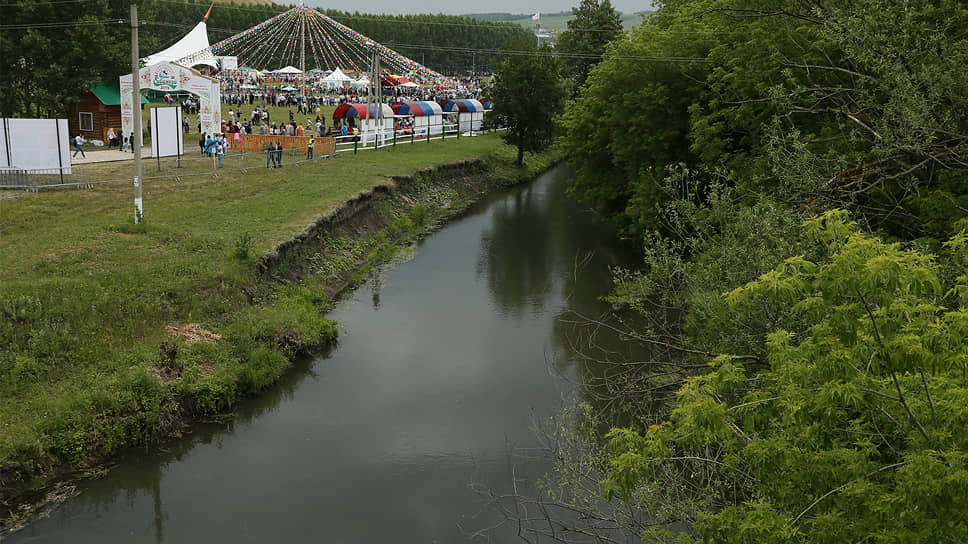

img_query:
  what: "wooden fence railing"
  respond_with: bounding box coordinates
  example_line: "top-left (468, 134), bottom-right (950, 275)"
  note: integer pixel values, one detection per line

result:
top-left (228, 134), bottom-right (336, 157)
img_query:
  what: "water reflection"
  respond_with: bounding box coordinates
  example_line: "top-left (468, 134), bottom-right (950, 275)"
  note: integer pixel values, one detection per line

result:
top-left (476, 168), bottom-right (649, 422)
top-left (9, 166), bottom-right (640, 543)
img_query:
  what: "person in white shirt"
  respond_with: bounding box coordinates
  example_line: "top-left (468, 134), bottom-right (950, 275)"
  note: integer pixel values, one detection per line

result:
top-left (73, 135), bottom-right (86, 158)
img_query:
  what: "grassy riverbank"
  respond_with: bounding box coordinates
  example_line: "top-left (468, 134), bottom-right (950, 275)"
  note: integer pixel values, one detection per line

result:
top-left (0, 133), bottom-right (557, 515)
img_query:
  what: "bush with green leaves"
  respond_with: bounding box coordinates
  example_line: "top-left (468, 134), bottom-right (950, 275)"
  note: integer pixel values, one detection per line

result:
top-left (603, 211), bottom-right (968, 542)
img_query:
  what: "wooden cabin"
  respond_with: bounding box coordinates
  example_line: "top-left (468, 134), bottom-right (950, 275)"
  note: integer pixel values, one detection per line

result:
top-left (66, 82), bottom-right (145, 143)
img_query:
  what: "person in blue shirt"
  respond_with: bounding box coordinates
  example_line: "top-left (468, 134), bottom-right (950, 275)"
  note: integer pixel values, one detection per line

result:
top-left (204, 134), bottom-right (215, 156)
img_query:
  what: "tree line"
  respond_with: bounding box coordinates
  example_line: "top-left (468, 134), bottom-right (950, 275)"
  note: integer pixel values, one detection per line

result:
top-left (487, 0), bottom-right (968, 541)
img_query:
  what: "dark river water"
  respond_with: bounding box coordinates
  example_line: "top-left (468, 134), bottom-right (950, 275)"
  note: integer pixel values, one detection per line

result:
top-left (8, 165), bottom-right (638, 543)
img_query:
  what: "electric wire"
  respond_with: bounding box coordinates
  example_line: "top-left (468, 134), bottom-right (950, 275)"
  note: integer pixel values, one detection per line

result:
top-left (0, 0), bottom-right (94, 6)
top-left (0, 18), bottom-right (124, 29)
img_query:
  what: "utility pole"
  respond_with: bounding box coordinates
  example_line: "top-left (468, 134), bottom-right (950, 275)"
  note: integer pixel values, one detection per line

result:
top-left (375, 49), bottom-right (382, 147)
top-left (368, 45), bottom-right (382, 147)
top-left (131, 4), bottom-right (143, 224)
top-left (299, 1), bottom-right (306, 101)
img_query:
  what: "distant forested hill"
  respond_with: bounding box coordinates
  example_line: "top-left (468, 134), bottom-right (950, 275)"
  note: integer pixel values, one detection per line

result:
top-left (322, 11), bottom-right (532, 74)
top-left (471, 10), bottom-right (651, 32)
top-left (463, 11), bottom-right (573, 21)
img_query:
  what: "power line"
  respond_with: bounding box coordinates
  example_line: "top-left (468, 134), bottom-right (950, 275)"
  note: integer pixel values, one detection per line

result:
top-left (0, 0), bottom-right (93, 6)
top-left (0, 18), bottom-right (124, 30)
top-left (147, 1), bottom-right (624, 34)
top-left (382, 42), bottom-right (712, 62)
top-left (140, 21), bottom-right (711, 64)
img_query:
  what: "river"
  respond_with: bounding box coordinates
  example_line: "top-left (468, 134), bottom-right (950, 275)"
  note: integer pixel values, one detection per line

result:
top-left (8, 165), bottom-right (639, 543)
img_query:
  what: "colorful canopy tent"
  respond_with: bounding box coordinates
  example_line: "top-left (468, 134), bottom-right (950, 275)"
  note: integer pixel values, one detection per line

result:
top-left (442, 99), bottom-right (485, 132)
top-left (333, 103), bottom-right (394, 120)
top-left (333, 103), bottom-right (394, 143)
top-left (200, 6), bottom-right (456, 87)
top-left (144, 3), bottom-right (218, 70)
top-left (481, 100), bottom-right (493, 110)
top-left (392, 101), bottom-right (443, 136)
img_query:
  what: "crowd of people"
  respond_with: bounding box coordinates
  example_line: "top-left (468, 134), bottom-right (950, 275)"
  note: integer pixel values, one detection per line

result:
top-left (214, 68), bottom-right (487, 110)
top-left (81, 69), bottom-right (489, 161)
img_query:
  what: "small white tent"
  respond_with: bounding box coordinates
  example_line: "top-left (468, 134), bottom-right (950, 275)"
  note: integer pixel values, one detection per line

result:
top-left (322, 68), bottom-right (352, 87)
top-left (276, 65), bottom-right (303, 74)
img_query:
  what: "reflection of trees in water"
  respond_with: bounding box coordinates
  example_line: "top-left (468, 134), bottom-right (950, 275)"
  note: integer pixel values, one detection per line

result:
top-left (476, 187), bottom-right (554, 317)
top-left (474, 166), bottom-right (660, 425)
top-left (476, 168), bottom-right (627, 319)
top-left (42, 353), bottom-right (325, 542)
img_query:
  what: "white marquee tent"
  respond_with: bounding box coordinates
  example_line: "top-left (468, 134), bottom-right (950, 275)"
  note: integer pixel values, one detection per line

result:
top-left (143, 19), bottom-right (218, 69)
top-left (321, 68), bottom-right (352, 86)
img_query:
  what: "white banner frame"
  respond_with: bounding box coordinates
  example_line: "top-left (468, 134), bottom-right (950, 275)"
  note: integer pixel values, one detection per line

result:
top-left (0, 118), bottom-right (71, 175)
top-left (121, 62), bottom-right (220, 148)
top-left (150, 107), bottom-right (184, 164)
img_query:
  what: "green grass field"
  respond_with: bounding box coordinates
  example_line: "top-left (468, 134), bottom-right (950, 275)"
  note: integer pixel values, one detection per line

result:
top-left (0, 132), bottom-right (531, 502)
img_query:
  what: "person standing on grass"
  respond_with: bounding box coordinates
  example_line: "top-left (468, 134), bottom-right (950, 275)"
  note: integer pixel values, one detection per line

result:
top-left (266, 141), bottom-right (275, 168)
top-left (199, 133), bottom-right (206, 155)
top-left (73, 134), bottom-right (86, 158)
top-left (215, 138), bottom-right (224, 168)
top-left (204, 134), bottom-right (215, 156)
top-left (307, 136), bottom-right (314, 160)
top-left (275, 141), bottom-right (283, 168)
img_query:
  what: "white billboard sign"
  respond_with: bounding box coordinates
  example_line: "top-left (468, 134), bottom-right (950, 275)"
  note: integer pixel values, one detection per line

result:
top-left (150, 107), bottom-right (184, 158)
top-left (1, 118), bottom-right (71, 173)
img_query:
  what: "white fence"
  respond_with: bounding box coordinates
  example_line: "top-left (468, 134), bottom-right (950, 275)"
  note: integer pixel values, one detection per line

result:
top-left (1, 111), bottom-right (497, 191)
top-left (333, 111), bottom-right (493, 155)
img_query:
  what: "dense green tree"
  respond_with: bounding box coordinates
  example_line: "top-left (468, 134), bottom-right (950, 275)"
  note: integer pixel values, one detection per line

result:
top-left (560, 0), bottom-right (968, 237)
top-left (524, 0), bottom-right (968, 541)
top-left (557, 6), bottom-right (717, 234)
top-left (554, 0), bottom-right (623, 93)
top-left (486, 40), bottom-right (567, 165)
top-left (0, 0), bottom-right (160, 118)
top-left (324, 11), bottom-right (532, 74)
top-left (604, 212), bottom-right (968, 542)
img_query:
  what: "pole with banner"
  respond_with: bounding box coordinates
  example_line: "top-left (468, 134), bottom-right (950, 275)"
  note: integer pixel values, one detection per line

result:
top-left (131, 4), bottom-right (143, 224)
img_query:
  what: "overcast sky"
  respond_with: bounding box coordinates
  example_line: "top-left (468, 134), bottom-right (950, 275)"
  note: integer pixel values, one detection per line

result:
top-left (303, 0), bottom-right (655, 17)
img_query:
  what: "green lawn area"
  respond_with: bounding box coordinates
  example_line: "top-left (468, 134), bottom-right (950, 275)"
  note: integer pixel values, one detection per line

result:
top-left (0, 132), bottom-right (522, 495)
